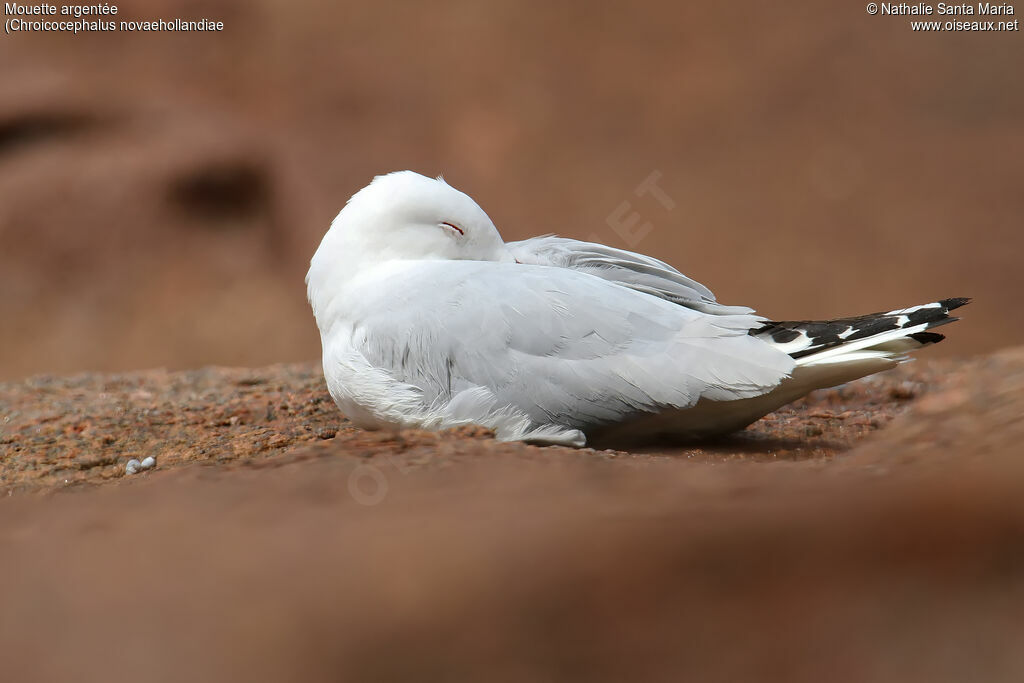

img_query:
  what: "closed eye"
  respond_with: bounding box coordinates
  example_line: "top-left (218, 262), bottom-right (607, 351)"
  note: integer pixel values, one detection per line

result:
top-left (440, 221), bottom-right (464, 236)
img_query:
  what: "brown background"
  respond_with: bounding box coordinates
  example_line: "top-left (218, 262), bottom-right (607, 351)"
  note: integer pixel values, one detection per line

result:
top-left (3, 7), bottom-right (1024, 680)
top-left (1, 0), bottom-right (1021, 380)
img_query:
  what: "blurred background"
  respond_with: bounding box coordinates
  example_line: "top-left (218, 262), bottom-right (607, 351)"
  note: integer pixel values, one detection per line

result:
top-left (1, 0), bottom-right (1021, 380)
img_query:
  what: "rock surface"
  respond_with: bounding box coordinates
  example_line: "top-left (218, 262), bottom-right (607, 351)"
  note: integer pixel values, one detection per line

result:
top-left (2, 350), bottom-right (1023, 681)
top-left (1, 358), bottom-right (940, 492)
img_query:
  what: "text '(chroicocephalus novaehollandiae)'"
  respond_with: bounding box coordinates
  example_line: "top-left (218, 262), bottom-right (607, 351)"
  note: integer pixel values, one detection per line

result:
top-left (306, 171), bottom-right (968, 447)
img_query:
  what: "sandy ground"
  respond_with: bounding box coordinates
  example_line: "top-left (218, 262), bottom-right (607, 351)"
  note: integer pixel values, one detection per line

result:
top-left (0, 356), bottom-right (940, 492)
top-left (2, 347), bottom-right (1023, 681)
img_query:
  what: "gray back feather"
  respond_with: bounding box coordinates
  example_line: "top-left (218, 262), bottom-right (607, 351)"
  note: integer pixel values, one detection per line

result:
top-left (506, 236), bottom-right (756, 316)
top-left (347, 260), bottom-right (791, 433)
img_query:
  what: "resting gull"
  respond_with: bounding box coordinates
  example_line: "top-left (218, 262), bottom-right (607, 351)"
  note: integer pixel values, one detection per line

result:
top-left (306, 170), bottom-right (967, 447)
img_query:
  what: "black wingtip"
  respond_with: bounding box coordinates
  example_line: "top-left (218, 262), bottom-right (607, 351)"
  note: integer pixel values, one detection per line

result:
top-left (940, 297), bottom-right (971, 312)
top-left (909, 331), bottom-right (946, 345)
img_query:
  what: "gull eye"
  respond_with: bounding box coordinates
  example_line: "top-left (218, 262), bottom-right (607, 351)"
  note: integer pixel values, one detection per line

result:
top-left (440, 221), bottom-right (464, 237)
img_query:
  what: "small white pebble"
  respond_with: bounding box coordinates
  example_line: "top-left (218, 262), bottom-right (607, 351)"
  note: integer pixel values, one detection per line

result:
top-left (139, 456), bottom-right (156, 470)
top-left (125, 459), bottom-right (142, 475)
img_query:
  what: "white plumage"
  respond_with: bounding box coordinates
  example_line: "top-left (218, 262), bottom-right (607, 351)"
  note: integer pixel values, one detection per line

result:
top-left (306, 171), bottom-right (966, 447)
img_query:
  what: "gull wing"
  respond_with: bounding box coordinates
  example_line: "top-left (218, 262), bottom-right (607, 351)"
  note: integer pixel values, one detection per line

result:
top-left (333, 260), bottom-right (792, 441)
top-left (505, 236), bottom-right (757, 316)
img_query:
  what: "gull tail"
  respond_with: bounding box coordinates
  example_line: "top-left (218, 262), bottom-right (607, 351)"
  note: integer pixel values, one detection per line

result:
top-left (754, 297), bottom-right (969, 365)
top-left (590, 298), bottom-right (969, 447)
top-left (750, 297), bottom-right (969, 402)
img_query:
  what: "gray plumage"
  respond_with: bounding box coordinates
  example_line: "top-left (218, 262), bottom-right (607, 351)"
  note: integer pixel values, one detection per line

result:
top-left (307, 171), bottom-right (966, 447)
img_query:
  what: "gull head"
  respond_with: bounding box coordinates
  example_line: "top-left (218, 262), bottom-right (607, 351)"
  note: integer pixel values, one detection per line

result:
top-left (316, 171), bottom-right (510, 267)
top-left (307, 170), bottom-right (514, 323)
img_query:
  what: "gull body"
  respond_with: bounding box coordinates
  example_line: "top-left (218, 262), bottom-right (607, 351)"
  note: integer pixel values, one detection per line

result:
top-left (307, 171), bottom-right (966, 447)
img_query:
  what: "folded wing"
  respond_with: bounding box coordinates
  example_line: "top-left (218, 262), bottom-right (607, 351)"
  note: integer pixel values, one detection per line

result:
top-left (506, 236), bottom-right (757, 316)
top-left (342, 260), bottom-right (793, 439)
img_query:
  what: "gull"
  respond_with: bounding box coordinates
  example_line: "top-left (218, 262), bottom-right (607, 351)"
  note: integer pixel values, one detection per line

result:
top-left (306, 171), bottom-right (967, 448)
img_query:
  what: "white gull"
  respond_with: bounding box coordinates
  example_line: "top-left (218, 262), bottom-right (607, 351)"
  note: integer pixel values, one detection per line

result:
top-left (306, 171), bottom-right (967, 448)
